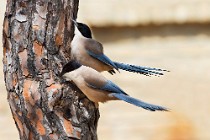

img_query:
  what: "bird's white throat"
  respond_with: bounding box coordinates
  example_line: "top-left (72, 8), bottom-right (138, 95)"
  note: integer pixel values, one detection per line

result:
top-left (74, 25), bottom-right (82, 36)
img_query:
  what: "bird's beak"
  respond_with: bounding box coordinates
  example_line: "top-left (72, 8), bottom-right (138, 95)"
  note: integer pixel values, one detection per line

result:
top-left (59, 69), bottom-right (65, 77)
top-left (71, 18), bottom-right (78, 27)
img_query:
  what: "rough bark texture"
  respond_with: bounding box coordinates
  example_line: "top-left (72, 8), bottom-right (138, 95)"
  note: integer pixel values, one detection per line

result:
top-left (2, 0), bottom-right (99, 139)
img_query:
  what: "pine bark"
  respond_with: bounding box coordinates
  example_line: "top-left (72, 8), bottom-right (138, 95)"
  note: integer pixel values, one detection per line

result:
top-left (2, 0), bottom-right (99, 139)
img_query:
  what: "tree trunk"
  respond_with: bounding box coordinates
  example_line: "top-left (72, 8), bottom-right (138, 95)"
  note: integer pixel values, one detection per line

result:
top-left (2, 0), bottom-right (99, 139)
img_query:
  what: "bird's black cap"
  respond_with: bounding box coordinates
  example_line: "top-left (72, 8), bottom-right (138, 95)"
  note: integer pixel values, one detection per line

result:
top-left (60, 60), bottom-right (81, 76)
top-left (72, 19), bottom-right (92, 39)
top-left (77, 22), bottom-right (92, 38)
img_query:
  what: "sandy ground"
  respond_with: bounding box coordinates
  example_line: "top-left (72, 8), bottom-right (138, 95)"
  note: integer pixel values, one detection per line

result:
top-left (1, 2), bottom-right (210, 140)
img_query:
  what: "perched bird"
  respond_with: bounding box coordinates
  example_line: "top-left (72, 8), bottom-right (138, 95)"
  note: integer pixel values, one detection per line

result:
top-left (60, 60), bottom-right (168, 111)
top-left (71, 19), bottom-right (168, 76)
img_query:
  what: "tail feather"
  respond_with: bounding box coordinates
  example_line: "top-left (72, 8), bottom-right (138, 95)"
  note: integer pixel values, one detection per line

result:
top-left (130, 64), bottom-right (169, 72)
top-left (111, 93), bottom-right (168, 111)
top-left (114, 62), bottom-right (168, 76)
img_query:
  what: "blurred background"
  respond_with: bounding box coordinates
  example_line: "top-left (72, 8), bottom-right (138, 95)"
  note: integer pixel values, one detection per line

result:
top-left (1, 0), bottom-right (210, 139)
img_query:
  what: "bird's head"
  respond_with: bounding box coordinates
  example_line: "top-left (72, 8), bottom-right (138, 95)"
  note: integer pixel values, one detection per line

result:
top-left (71, 19), bottom-right (92, 39)
top-left (60, 60), bottom-right (81, 77)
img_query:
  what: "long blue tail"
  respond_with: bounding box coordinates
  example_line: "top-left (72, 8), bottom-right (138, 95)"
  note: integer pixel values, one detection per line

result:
top-left (111, 93), bottom-right (168, 111)
top-left (114, 62), bottom-right (169, 76)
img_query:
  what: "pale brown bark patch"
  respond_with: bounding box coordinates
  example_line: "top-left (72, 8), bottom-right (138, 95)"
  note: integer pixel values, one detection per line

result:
top-left (30, 81), bottom-right (41, 102)
top-left (33, 13), bottom-right (46, 31)
top-left (49, 133), bottom-right (59, 139)
top-left (63, 119), bottom-right (74, 136)
top-left (33, 41), bottom-right (43, 57)
top-left (23, 80), bottom-right (34, 105)
top-left (29, 131), bottom-right (34, 140)
top-left (55, 35), bottom-right (63, 46)
top-left (12, 73), bottom-right (18, 87)
top-left (33, 41), bottom-right (44, 70)
top-left (46, 73), bottom-right (55, 87)
top-left (36, 109), bottom-right (46, 135)
top-left (3, 18), bottom-right (9, 37)
top-left (36, 3), bottom-right (47, 19)
top-left (13, 113), bottom-right (24, 137)
top-left (55, 14), bottom-right (65, 46)
top-left (19, 49), bottom-right (29, 76)
top-left (32, 25), bottom-right (40, 30)
top-left (47, 84), bottom-right (62, 93)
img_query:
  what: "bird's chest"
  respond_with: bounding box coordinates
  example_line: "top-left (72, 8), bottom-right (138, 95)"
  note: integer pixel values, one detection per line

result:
top-left (71, 40), bottom-right (87, 58)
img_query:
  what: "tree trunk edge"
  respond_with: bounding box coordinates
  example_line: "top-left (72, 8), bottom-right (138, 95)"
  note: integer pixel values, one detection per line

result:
top-left (3, 0), bottom-right (99, 140)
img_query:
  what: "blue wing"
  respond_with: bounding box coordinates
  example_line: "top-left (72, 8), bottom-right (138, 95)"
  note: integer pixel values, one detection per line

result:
top-left (87, 80), bottom-right (168, 111)
top-left (111, 93), bottom-right (168, 111)
top-left (102, 80), bottom-right (127, 95)
top-left (87, 80), bottom-right (128, 95)
top-left (114, 62), bottom-right (168, 76)
top-left (87, 50), bottom-right (119, 71)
